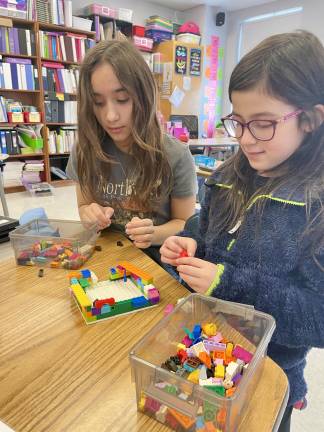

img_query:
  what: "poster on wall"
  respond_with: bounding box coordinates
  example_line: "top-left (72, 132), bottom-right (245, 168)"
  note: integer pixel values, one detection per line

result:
top-left (190, 48), bottom-right (201, 76)
top-left (175, 45), bottom-right (187, 74)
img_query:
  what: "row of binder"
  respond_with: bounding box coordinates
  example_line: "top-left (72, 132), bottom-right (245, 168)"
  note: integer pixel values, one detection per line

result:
top-left (0, 26), bottom-right (36, 56)
top-left (0, 60), bottom-right (37, 91)
top-left (39, 30), bottom-right (95, 63)
top-left (42, 63), bottom-right (79, 94)
top-left (44, 100), bottom-right (77, 123)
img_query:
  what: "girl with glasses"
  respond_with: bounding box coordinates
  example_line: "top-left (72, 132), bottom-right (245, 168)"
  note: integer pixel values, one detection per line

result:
top-left (160, 30), bottom-right (324, 431)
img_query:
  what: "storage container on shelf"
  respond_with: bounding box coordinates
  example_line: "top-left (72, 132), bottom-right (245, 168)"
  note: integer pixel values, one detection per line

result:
top-left (118, 7), bottom-right (133, 23)
top-left (194, 155), bottom-right (217, 169)
top-left (130, 294), bottom-right (275, 432)
top-left (176, 33), bottom-right (201, 45)
top-left (133, 36), bottom-right (153, 52)
top-left (83, 4), bottom-right (117, 19)
top-left (133, 25), bottom-right (145, 37)
top-left (10, 218), bottom-right (98, 269)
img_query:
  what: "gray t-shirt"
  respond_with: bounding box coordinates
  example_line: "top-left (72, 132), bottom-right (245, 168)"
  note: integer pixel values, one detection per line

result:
top-left (66, 134), bottom-right (197, 228)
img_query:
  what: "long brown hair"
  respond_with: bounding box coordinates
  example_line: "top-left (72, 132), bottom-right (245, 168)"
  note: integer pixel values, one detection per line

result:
top-left (216, 31), bottom-right (324, 261)
top-left (77, 40), bottom-right (171, 209)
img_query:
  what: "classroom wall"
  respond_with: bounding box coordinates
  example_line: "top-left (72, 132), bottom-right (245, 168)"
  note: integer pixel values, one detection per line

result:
top-left (179, 6), bottom-right (228, 135)
top-left (72, 0), bottom-right (178, 26)
top-left (223, 0), bottom-right (324, 115)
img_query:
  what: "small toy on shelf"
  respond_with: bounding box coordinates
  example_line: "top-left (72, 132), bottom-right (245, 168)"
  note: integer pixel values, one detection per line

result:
top-left (68, 261), bottom-right (160, 324)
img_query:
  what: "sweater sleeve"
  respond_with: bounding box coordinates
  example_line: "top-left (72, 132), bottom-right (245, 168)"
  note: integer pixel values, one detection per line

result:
top-left (212, 248), bottom-right (324, 349)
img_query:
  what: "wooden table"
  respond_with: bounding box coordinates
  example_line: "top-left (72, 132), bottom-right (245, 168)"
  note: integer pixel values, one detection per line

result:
top-left (0, 232), bottom-right (288, 432)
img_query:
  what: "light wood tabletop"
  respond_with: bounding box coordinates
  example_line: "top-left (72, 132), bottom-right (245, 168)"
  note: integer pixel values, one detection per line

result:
top-left (0, 232), bottom-right (288, 432)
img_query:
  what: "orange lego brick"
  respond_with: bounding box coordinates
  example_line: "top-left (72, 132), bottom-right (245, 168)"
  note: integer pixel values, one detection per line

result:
top-left (168, 408), bottom-right (195, 430)
top-left (118, 261), bottom-right (153, 284)
top-left (213, 351), bottom-right (225, 360)
top-left (50, 261), bottom-right (60, 268)
top-left (67, 271), bottom-right (82, 279)
top-left (226, 387), bottom-right (236, 397)
top-left (216, 407), bottom-right (227, 426)
top-left (205, 421), bottom-right (219, 432)
top-left (199, 351), bottom-right (212, 369)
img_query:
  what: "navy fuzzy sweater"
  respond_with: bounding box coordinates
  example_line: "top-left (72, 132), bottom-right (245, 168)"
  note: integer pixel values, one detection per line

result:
top-left (180, 173), bottom-right (324, 406)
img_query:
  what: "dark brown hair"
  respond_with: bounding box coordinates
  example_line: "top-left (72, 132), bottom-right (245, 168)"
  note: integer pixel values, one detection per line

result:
top-left (77, 40), bottom-right (171, 209)
top-left (216, 31), bottom-right (324, 261)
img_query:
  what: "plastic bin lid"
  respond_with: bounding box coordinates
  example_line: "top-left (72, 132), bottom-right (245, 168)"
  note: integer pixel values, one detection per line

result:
top-left (19, 207), bottom-right (47, 225)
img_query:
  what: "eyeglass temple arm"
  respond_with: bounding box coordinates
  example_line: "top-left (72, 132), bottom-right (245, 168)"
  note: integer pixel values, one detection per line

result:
top-left (280, 109), bottom-right (303, 122)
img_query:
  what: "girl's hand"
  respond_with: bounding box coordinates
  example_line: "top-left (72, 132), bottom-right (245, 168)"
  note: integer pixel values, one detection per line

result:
top-left (160, 236), bottom-right (197, 266)
top-left (79, 203), bottom-right (114, 231)
top-left (176, 256), bottom-right (220, 293)
top-left (125, 217), bottom-right (155, 249)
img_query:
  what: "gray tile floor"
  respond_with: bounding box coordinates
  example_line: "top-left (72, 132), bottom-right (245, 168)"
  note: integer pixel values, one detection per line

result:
top-left (1, 185), bottom-right (323, 431)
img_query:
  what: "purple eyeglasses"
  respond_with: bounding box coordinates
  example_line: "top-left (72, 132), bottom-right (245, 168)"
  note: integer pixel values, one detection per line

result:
top-left (221, 109), bottom-right (303, 141)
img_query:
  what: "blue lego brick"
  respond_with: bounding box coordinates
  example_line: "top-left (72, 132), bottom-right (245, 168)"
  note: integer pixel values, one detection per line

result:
top-left (81, 269), bottom-right (91, 278)
top-left (131, 296), bottom-right (149, 308)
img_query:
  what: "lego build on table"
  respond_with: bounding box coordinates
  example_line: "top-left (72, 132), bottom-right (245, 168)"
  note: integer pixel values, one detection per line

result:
top-left (68, 261), bottom-right (160, 324)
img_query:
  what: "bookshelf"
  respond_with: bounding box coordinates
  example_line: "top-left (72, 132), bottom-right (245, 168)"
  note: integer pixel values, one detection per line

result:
top-left (0, 17), bottom-right (96, 192)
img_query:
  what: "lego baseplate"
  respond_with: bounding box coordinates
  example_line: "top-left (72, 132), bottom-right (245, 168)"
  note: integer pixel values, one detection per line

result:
top-left (68, 261), bottom-right (160, 324)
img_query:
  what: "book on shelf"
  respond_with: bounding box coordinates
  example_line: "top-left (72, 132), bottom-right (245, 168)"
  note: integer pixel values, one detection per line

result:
top-left (47, 125), bottom-right (77, 153)
top-left (44, 99), bottom-right (77, 123)
top-left (39, 30), bottom-right (95, 62)
top-left (0, 59), bottom-right (37, 90)
top-left (42, 62), bottom-right (78, 93)
top-left (0, 129), bottom-right (19, 154)
top-left (0, 25), bottom-right (36, 55)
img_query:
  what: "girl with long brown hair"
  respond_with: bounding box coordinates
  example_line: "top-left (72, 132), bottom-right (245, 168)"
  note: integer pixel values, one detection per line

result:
top-left (161, 31), bottom-right (324, 431)
top-left (67, 40), bottom-right (197, 259)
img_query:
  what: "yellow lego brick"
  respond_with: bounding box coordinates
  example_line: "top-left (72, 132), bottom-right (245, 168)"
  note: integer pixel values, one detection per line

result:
top-left (71, 284), bottom-right (92, 308)
top-left (215, 364), bottom-right (225, 379)
top-left (118, 261), bottom-right (153, 284)
top-left (225, 342), bottom-right (234, 358)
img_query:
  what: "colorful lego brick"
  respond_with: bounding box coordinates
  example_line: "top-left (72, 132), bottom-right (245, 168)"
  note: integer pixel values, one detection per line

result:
top-left (225, 361), bottom-right (240, 380)
top-left (182, 335), bottom-right (193, 348)
top-left (81, 269), bottom-right (91, 278)
top-left (225, 342), bottom-right (234, 358)
top-left (132, 296), bottom-right (149, 308)
top-left (215, 364), bottom-right (225, 379)
top-left (155, 405), bottom-right (168, 423)
top-left (168, 408), bottom-right (195, 429)
top-left (147, 288), bottom-right (160, 304)
top-left (187, 369), bottom-right (200, 384)
top-left (79, 278), bottom-right (90, 289)
top-left (205, 385), bottom-right (225, 396)
top-left (117, 261), bottom-right (153, 284)
top-left (232, 345), bottom-right (253, 363)
top-left (101, 304), bottom-right (111, 314)
top-left (199, 351), bottom-right (212, 369)
top-left (192, 324), bottom-right (202, 339)
top-left (93, 298), bottom-right (115, 308)
top-left (202, 322), bottom-right (217, 336)
top-left (70, 284), bottom-right (92, 309)
top-left (144, 396), bottom-right (161, 413)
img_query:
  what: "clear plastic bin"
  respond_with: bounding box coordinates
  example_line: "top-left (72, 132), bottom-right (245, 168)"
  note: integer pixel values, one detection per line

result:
top-left (10, 218), bottom-right (98, 269)
top-left (129, 294), bottom-right (275, 431)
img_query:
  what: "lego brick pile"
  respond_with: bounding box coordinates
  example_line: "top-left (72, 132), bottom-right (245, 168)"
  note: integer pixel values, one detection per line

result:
top-left (17, 240), bottom-right (94, 269)
top-left (139, 322), bottom-right (254, 431)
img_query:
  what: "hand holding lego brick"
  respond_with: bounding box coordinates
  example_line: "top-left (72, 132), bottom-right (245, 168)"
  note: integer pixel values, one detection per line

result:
top-left (176, 257), bottom-right (221, 294)
top-left (79, 203), bottom-right (114, 231)
top-left (125, 217), bottom-right (155, 249)
top-left (160, 236), bottom-right (197, 266)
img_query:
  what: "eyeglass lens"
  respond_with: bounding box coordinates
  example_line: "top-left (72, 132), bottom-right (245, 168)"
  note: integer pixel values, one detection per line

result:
top-left (223, 119), bottom-right (275, 141)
